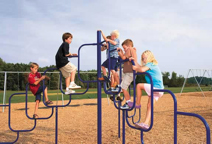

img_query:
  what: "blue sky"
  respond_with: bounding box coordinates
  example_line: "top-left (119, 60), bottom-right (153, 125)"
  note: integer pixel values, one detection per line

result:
top-left (0, 0), bottom-right (212, 77)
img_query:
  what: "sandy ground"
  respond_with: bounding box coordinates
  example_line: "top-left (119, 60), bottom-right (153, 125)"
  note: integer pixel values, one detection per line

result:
top-left (0, 91), bottom-right (212, 144)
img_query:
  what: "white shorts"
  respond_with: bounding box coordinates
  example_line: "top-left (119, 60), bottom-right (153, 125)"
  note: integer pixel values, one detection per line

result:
top-left (59, 62), bottom-right (77, 78)
top-left (121, 73), bottom-right (134, 90)
top-left (144, 84), bottom-right (164, 101)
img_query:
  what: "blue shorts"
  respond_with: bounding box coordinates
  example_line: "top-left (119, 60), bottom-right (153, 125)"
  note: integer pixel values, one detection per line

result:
top-left (102, 57), bottom-right (118, 70)
top-left (35, 85), bottom-right (46, 102)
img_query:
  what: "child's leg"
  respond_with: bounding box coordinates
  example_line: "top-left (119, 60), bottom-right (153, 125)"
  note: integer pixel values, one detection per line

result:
top-left (111, 70), bottom-right (119, 85)
top-left (136, 83), bottom-right (145, 105)
top-left (110, 74), bottom-right (114, 86)
top-left (101, 66), bottom-right (107, 76)
top-left (34, 100), bottom-right (40, 114)
top-left (70, 69), bottom-right (76, 82)
top-left (65, 76), bottom-right (71, 89)
top-left (143, 97), bottom-right (156, 125)
top-left (44, 87), bottom-right (49, 101)
top-left (123, 89), bottom-right (130, 100)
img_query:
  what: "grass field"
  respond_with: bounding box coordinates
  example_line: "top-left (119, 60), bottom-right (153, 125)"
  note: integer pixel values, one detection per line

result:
top-left (0, 86), bottom-right (211, 104)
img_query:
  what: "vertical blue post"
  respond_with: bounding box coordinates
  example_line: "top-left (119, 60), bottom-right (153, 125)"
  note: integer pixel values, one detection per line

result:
top-left (140, 131), bottom-right (144, 144)
top-left (97, 31), bottom-right (102, 144)
top-left (55, 107), bottom-right (58, 144)
top-left (174, 97), bottom-right (177, 144)
top-left (118, 101), bottom-right (121, 138)
top-left (122, 110), bottom-right (125, 144)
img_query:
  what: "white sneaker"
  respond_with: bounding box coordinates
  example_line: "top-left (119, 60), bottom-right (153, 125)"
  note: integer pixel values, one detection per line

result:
top-left (69, 83), bottom-right (81, 89)
top-left (65, 89), bottom-right (75, 94)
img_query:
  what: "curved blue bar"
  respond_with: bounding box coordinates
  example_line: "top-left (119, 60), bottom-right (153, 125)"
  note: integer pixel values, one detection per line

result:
top-left (8, 93), bottom-right (37, 132)
top-left (25, 83), bottom-right (54, 120)
top-left (77, 43), bottom-right (99, 83)
top-left (0, 132), bottom-right (19, 144)
top-left (177, 111), bottom-right (211, 144)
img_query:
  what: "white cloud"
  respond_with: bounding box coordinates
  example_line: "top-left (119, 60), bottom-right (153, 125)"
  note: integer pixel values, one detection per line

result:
top-left (0, 0), bottom-right (212, 76)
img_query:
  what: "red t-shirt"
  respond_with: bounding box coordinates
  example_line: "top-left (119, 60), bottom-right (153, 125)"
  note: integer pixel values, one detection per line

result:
top-left (28, 72), bottom-right (41, 95)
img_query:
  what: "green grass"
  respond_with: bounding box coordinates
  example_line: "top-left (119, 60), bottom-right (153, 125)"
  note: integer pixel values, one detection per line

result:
top-left (0, 86), bottom-right (211, 104)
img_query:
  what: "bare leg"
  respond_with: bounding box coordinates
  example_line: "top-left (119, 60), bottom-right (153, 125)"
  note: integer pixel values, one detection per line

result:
top-left (111, 74), bottom-right (114, 86)
top-left (102, 66), bottom-right (107, 76)
top-left (123, 89), bottom-right (130, 100)
top-left (44, 87), bottom-right (49, 101)
top-left (111, 70), bottom-right (119, 84)
top-left (144, 97), bottom-right (156, 125)
top-left (70, 70), bottom-right (76, 82)
top-left (65, 76), bottom-right (71, 88)
top-left (34, 100), bottom-right (40, 114)
top-left (136, 83), bottom-right (145, 106)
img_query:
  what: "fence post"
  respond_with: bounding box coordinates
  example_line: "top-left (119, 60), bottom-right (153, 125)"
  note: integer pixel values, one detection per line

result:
top-left (3, 72), bottom-right (7, 112)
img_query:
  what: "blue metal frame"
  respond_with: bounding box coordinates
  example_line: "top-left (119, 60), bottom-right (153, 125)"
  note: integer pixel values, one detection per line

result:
top-left (0, 31), bottom-right (210, 144)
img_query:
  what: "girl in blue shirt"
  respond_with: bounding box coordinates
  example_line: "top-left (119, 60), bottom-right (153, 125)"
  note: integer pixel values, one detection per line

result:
top-left (131, 50), bottom-right (164, 130)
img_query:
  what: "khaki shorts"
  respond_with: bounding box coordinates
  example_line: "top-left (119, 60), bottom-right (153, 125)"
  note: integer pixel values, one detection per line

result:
top-left (121, 73), bottom-right (134, 90)
top-left (59, 62), bottom-right (77, 78)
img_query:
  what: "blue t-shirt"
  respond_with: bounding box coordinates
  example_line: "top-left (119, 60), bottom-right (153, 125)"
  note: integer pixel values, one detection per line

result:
top-left (109, 38), bottom-right (119, 58)
top-left (145, 62), bottom-right (164, 89)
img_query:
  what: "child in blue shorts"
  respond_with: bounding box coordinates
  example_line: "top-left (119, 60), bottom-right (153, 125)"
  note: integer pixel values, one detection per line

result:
top-left (28, 63), bottom-right (53, 119)
top-left (98, 30), bottom-right (120, 91)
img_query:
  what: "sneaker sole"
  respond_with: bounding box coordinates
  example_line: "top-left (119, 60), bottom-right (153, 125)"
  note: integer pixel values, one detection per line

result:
top-left (68, 87), bottom-right (81, 89)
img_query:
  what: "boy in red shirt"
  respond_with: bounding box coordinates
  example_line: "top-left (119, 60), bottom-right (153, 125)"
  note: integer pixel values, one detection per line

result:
top-left (28, 63), bottom-right (53, 119)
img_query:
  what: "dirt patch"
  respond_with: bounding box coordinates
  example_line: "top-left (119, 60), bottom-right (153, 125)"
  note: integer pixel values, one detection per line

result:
top-left (0, 91), bottom-right (212, 143)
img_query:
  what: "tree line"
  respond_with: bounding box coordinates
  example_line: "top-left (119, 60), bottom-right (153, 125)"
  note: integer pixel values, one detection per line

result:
top-left (0, 58), bottom-right (211, 91)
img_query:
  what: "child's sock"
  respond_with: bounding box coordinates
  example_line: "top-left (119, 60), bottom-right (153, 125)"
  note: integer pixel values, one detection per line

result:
top-left (66, 87), bottom-right (69, 91)
top-left (126, 100), bottom-right (131, 103)
top-left (70, 81), bottom-right (74, 85)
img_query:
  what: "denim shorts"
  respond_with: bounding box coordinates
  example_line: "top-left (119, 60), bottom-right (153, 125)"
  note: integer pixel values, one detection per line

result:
top-left (102, 57), bottom-right (118, 70)
top-left (35, 85), bottom-right (46, 102)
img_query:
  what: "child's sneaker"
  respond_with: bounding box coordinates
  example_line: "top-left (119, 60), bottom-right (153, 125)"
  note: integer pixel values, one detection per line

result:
top-left (65, 89), bottom-right (75, 94)
top-left (111, 85), bottom-right (120, 92)
top-left (120, 103), bottom-right (130, 109)
top-left (110, 95), bottom-right (114, 101)
top-left (69, 83), bottom-right (81, 89)
top-left (116, 96), bottom-right (123, 102)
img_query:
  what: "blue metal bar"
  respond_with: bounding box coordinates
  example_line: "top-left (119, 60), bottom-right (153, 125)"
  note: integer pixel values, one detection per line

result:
top-left (177, 111), bottom-right (210, 144)
top-left (97, 30), bottom-right (102, 144)
top-left (55, 107), bottom-right (58, 144)
top-left (0, 105), bottom-right (9, 107)
top-left (0, 132), bottom-right (19, 144)
top-left (153, 89), bottom-right (177, 144)
top-left (25, 83), bottom-right (54, 120)
top-left (141, 131), bottom-right (144, 144)
top-left (118, 101), bottom-right (121, 138)
top-left (122, 110), bottom-right (126, 144)
top-left (8, 93), bottom-right (37, 132)
top-left (78, 43), bottom-right (99, 83)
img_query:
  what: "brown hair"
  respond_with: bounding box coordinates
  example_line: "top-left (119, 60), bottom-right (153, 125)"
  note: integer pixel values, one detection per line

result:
top-left (62, 32), bottom-right (73, 42)
top-left (122, 39), bottom-right (134, 47)
top-left (30, 62), bottom-right (39, 69)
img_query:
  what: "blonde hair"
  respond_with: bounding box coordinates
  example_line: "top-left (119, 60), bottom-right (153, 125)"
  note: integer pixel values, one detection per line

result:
top-left (30, 62), bottom-right (39, 69)
top-left (141, 50), bottom-right (158, 66)
top-left (110, 30), bottom-right (119, 38)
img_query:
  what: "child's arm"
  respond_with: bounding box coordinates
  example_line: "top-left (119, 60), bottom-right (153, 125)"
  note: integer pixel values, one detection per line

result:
top-left (101, 44), bottom-right (107, 51)
top-left (132, 65), bottom-right (149, 72)
top-left (98, 30), bottom-right (117, 45)
top-left (33, 76), bottom-right (46, 85)
top-left (117, 48), bottom-right (127, 60)
top-left (66, 53), bottom-right (78, 57)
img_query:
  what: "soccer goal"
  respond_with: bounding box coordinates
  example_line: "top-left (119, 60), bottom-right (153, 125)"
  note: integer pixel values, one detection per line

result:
top-left (180, 69), bottom-right (212, 97)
